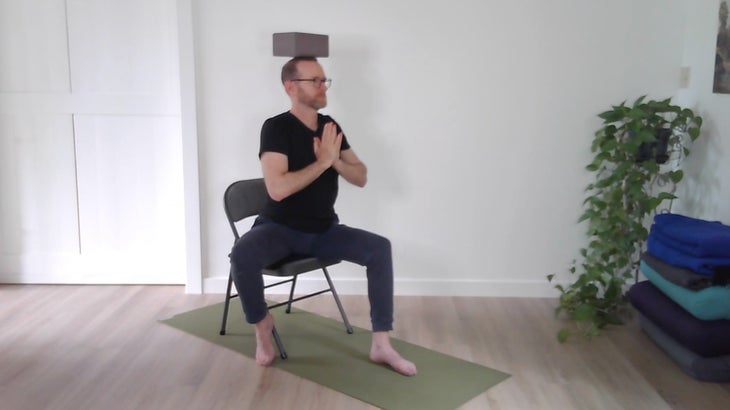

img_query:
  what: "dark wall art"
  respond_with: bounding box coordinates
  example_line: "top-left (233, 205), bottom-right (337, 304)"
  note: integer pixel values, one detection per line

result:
top-left (714, 0), bottom-right (730, 93)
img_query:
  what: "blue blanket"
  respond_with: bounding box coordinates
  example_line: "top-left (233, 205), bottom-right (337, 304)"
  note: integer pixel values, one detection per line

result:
top-left (652, 213), bottom-right (730, 257)
top-left (647, 234), bottom-right (730, 276)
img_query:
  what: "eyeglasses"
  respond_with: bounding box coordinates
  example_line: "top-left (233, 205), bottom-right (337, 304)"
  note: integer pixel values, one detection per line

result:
top-left (290, 78), bottom-right (332, 88)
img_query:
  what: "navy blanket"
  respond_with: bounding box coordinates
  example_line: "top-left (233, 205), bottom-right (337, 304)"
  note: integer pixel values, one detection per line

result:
top-left (627, 281), bottom-right (730, 357)
top-left (638, 313), bottom-right (730, 382)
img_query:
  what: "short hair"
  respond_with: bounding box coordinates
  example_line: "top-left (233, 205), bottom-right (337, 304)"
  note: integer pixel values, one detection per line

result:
top-left (281, 57), bottom-right (318, 84)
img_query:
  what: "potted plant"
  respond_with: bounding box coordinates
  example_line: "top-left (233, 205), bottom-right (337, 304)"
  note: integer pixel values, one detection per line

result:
top-left (548, 96), bottom-right (703, 342)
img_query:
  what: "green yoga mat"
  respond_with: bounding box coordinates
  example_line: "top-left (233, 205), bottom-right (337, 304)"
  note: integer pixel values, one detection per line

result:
top-left (161, 302), bottom-right (509, 410)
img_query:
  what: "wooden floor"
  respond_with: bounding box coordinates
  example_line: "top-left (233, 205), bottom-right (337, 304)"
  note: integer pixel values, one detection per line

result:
top-left (1, 285), bottom-right (728, 409)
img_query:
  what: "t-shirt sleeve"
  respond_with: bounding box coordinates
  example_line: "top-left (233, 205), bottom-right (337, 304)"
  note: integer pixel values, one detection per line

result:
top-left (259, 118), bottom-right (288, 158)
top-left (330, 118), bottom-right (351, 151)
top-left (341, 133), bottom-right (351, 151)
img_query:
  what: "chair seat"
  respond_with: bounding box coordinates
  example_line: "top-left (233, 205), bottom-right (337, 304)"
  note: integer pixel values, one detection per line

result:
top-left (263, 255), bottom-right (342, 276)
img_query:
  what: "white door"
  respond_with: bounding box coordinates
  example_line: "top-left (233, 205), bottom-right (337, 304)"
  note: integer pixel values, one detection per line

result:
top-left (0, 0), bottom-right (186, 284)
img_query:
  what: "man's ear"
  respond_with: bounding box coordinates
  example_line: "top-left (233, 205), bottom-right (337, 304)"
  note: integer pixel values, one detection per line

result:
top-left (283, 80), bottom-right (295, 96)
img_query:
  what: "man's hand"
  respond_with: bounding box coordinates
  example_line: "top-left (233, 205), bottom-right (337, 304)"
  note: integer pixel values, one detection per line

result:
top-left (314, 122), bottom-right (342, 167)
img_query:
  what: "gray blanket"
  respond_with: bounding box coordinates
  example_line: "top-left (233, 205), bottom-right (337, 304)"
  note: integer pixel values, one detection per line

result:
top-left (641, 252), bottom-right (728, 290)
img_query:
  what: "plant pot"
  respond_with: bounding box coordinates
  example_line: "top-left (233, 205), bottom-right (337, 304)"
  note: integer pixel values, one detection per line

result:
top-left (636, 128), bottom-right (671, 164)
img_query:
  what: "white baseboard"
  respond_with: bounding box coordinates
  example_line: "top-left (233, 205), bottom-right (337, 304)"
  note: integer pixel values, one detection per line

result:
top-left (0, 272), bottom-right (183, 285)
top-left (0, 253), bottom-right (184, 285)
top-left (202, 275), bottom-right (565, 298)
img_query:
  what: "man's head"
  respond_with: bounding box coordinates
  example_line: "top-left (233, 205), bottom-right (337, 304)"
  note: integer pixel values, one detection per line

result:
top-left (282, 57), bottom-right (330, 110)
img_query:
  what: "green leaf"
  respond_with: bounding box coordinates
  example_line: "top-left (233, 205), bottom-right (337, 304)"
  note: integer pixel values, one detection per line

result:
top-left (557, 328), bottom-right (571, 343)
top-left (598, 110), bottom-right (623, 123)
top-left (594, 175), bottom-right (615, 189)
top-left (600, 139), bottom-right (619, 153)
top-left (547, 274), bottom-right (555, 282)
top-left (645, 197), bottom-right (661, 211)
top-left (632, 95), bottom-right (647, 107)
top-left (628, 107), bottom-right (648, 119)
top-left (657, 192), bottom-right (677, 201)
top-left (621, 139), bottom-right (641, 155)
top-left (657, 97), bottom-right (672, 106)
top-left (578, 209), bottom-right (597, 223)
top-left (634, 130), bottom-right (655, 143)
top-left (590, 198), bottom-right (608, 210)
top-left (613, 161), bottom-right (632, 176)
top-left (574, 304), bottom-right (596, 322)
top-left (669, 169), bottom-right (684, 183)
top-left (689, 127), bottom-right (700, 140)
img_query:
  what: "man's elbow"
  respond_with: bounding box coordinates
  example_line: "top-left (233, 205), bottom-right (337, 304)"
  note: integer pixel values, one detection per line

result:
top-left (269, 186), bottom-right (293, 201)
top-left (352, 172), bottom-right (367, 187)
top-left (264, 182), bottom-right (289, 202)
top-left (268, 191), bottom-right (286, 202)
top-left (358, 167), bottom-right (368, 187)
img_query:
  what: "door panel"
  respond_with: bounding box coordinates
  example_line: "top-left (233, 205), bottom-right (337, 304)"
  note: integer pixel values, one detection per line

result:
top-left (0, 0), bottom-right (70, 92)
top-left (0, 0), bottom-right (185, 284)
top-left (66, 0), bottom-right (180, 100)
top-left (0, 114), bottom-right (78, 255)
top-left (74, 115), bottom-right (185, 283)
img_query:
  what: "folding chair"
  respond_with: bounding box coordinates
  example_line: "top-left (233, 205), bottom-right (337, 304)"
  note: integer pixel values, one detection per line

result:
top-left (219, 178), bottom-right (353, 359)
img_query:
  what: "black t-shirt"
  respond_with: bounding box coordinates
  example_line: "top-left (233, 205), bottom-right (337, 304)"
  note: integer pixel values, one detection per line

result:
top-left (258, 111), bottom-right (351, 233)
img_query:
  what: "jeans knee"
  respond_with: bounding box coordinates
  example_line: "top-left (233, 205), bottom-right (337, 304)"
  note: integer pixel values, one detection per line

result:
top-left (229, 242), bottom-right (245, 268)
top-left (375, 235), bottom-right (391, 253)
top-left (230, 241), bottom-right (261, 277)
top-left (367, 235), bottom-right (392, 264)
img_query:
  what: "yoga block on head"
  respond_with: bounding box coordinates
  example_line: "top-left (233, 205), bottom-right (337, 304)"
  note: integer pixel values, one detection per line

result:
top-left (273, 32), bottom-right (329, 57)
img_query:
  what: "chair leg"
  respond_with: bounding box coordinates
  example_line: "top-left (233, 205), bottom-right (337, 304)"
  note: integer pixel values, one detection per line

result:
top-left (322, 267), bottom-right (354, 334)
top-left (286, 274), bottom-right (298, 314)
top-left (220, 270), bottom-right (235, 335)
top-left (272, 325), bottom-right (288, 359)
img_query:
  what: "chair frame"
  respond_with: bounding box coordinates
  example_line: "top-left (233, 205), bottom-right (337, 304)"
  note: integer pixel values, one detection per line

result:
top-left (219, 179), bottom-right (353, 359)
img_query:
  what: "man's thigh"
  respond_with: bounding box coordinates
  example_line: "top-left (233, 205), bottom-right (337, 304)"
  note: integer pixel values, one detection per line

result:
top-left (310, 224), bottom-right (390, 265)
top-left (232, 221), bottom-right (304, 267)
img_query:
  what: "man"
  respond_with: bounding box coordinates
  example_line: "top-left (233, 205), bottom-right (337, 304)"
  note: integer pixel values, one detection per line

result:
top-left (229, 57), bottom-right (417, 376)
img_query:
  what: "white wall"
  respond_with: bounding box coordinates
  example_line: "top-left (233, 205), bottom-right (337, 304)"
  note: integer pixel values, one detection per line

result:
top-left (673, 1), bottom-right (730, 223)
top-left (193, 0), bottom-right (704, 296)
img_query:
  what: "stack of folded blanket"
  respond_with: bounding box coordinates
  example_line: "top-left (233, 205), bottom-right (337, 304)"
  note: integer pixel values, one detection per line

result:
top-left (627, 213), bottom-right (730, 382)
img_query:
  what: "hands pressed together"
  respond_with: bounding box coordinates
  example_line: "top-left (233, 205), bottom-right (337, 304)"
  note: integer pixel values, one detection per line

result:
top-left (313, 122), bottom-right (342, 167)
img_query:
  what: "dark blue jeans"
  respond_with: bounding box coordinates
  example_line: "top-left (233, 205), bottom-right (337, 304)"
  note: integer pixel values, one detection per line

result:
top-left (229, 217), bottom-right (394, 332)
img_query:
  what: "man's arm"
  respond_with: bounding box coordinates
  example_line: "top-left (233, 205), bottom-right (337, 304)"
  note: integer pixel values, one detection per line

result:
top-left (261, 122), bottom-right (342, 201)
top-left (334, 148), bottom-right (367, 187)
top-left (260, 152), bottom-right (330, 201)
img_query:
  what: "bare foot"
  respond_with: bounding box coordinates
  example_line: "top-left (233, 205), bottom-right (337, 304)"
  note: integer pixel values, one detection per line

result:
top-left (370, 332), bottom-right (417, 376)
top-left (254, 313), bottom-right (276, 366)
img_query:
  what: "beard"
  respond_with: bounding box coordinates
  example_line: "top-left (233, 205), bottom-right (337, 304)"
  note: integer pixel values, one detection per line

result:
top-left (298, 92), bottom-right (327, 110)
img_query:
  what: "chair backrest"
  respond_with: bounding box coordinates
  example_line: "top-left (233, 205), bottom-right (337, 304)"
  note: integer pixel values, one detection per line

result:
top-left (223, 179), bottom-right (269, 240)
